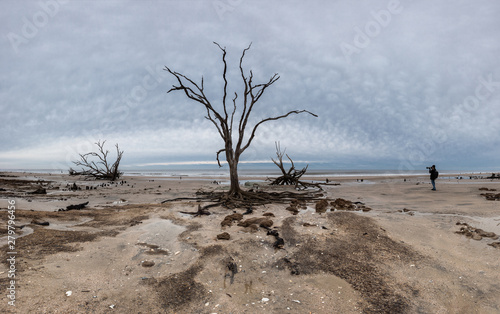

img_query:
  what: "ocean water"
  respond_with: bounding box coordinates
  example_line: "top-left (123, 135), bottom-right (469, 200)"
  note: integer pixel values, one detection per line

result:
top-left (2, 167), bottom-right (493, 179)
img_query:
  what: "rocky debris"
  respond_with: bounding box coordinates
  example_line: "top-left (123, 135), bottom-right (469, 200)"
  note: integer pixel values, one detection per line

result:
top-left (58, 201), bottom-right (89, 211)
top-left (291, 199), bottom-right (307, 209)
top-left (30, 186), bottom-right (47, 194)
top-left (267, 229), bottom-right (284, 249)
top-left (398, 208), bottom-right (415, 215)
top-left (225, 259), bottom-right (238, 284)
top-left (0, 188), bottom-right (6, 191)
top-left (486, 173), bottom-right (500, 179)
top-left (315, 199), bottom-right (329, 213)
top-left (302, 222), bottom-right (316, 227)
top-left (242, 207), bottom-right (253, 215)
top-left (31, 219), bottom-right (50, 226)
top-left (285, 199), bottom-right (307, 215)
top-left (237, 217), bottom-right (273, 229)
top-left (479, 187), bottom-right (497, 191)
top-left (285, 205), bottom-right (299, 215)
top-left (242, 224), bottom-right (259, 233)
top-left (217, 232), bottom-right (231, 240)
top-left (488, 242), bottom-right (500, 248)
top-left (141, 260), bottom-right (155, 267)
top-left (221, 213), bottom-right (243, 227)
top-left (263, 212), bottom-right (275, 217)
top-left (331, 198), bottom-right (355, 210)
top-left (455, 222), bottom-right (499, 241)
top-left (480, 192), bottom-right (500, 201)
top-left (136, 243), bottom-right (169, 255)
top-left (331, 198), bottom-right (372, 212)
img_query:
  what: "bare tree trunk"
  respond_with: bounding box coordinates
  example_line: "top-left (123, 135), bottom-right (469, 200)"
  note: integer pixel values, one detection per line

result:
top-left (165, 43), bottom-right (317, 202)
top-left (225, 144), bottom-right (242, 196)
top-left (228, 159), bottom-right (241, 196)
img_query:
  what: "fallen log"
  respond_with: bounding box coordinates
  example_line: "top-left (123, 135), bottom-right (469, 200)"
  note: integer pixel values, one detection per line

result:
top-left (59, 201), bottom-right (89, 211)
top-left (179, 204), bottom-right (212, 217)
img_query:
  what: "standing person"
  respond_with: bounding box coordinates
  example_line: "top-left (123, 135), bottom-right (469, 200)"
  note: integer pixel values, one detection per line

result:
top-left (429, 165), bottom-right (438, 191)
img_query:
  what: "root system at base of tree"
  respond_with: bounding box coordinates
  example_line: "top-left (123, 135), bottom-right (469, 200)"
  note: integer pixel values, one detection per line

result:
top-left (162, 189), bottom-right (327, 214)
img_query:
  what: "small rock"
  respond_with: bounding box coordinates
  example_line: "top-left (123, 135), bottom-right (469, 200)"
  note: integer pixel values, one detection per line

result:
top-left (217, 232), bottom-right (231, 240)
top-left (141, 260), bottom-right (155, 267)
top-left (66, 291), bottom-right (72, 297)
top-left (221, 213), bottom-right (244, 227)
top-left (262, 297), bottom-right (269, 302)
top-left (315, 199), bottom-right (329, 213)
top-left (237, 217), bottom-right (273, 228)
top-left (487, 242), bottom-right (500, 248)
top-left (30, 187), bottom-right (47, 194)
top-left (31, 219), bottom-right (50, 226)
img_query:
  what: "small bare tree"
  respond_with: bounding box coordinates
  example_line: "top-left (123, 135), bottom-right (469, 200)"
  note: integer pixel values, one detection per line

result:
top-left (270, 142), bottom-right (308, 188)
top-left (165, 42), bottom-right (317, 199)
top-left (71, 140), bottom-right (123, 181)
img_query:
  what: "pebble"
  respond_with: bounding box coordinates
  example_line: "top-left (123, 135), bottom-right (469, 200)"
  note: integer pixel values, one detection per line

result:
top-left (66, 291), bottom-right (72, 297)
top-left (141, 260), bottom-right (155, 267)
top-left (262, 298), bottom-right (269, 302)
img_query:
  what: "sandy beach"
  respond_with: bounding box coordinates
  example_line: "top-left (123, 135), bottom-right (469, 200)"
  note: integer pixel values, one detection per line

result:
top-left (1, 171), bottom-right (499, 313)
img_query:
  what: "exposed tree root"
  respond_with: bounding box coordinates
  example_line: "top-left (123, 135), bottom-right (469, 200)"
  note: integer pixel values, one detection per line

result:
top-left (162, 189), bottom-right (327, 214)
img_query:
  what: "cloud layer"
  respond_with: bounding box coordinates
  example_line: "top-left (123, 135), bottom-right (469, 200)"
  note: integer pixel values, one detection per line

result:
top-left (1, 0), bottom-right (499, 171)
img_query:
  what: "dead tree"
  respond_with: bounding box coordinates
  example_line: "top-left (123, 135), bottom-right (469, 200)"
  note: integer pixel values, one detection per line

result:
top-left (165, 42), bottom-right (317, 199)
top-left (72, 140), bottom-right (124, 181)
top-left (270, 142), bottom-right (309, 188)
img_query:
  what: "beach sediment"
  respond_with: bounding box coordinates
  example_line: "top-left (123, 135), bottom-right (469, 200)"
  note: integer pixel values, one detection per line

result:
top-left (0, 171), bottom-right (499, 313)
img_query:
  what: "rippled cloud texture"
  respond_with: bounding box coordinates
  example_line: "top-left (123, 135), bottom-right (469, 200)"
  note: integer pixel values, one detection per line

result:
top-left (1, 0), bottom-right (499, 170)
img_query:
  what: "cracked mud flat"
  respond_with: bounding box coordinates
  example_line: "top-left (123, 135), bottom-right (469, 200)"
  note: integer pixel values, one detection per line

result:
top-left (0, 173), bottom-right (499, 313)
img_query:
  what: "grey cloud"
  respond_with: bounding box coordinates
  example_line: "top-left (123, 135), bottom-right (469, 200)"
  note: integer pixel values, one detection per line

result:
top-left (1, 0), bottom-right (499, 170)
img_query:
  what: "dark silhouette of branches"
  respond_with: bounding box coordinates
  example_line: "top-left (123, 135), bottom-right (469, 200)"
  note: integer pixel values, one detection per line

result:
top-left (71, 140), bottom-right (123, 181)
top-left (269, 142), bottom-right (309, 188)
top-left (165, 42), bottom-right (317, 199)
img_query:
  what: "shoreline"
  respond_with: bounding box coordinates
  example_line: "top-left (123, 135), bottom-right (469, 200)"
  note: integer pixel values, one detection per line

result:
top-left (1, 171), bottom-right (499, 313)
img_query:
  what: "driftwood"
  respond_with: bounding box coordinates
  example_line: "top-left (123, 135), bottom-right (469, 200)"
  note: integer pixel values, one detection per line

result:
top-left (29, 186), bottom-right (47, 194)
top-left (269, 142), bottom-right (307, 187)
top-left (487, 173), bottom-right (500, 179)
top-left (179, 204), bottom-right (213, 217)
top-left (268, 142), bottom-right (322, 190)
top-left (59, 201), bottom-right (89, 212)
top-left (72, 140), bottom-right (123, 181)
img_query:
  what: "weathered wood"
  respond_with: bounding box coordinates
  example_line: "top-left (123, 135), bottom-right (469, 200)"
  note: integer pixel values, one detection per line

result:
top-left (72, 140), bottom-right (123, 181)
top-left (165, 43), bottom-right (317, 200)
top-left (269, 142), bottom-right (317, 189)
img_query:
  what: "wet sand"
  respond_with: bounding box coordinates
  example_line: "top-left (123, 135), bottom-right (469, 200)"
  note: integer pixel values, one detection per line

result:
top-left (0, 172), bottom-right (499, 313)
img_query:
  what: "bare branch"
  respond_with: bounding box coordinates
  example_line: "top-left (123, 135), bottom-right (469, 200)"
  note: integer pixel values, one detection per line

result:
top-left (164, 65), bottom-right (230, 140)
top-left (72, 140), bottom-right (123, 181)
top-left (239, 110), bottom-right (318, 154)
top-left (216, 148), bottom-right (226, 167)
top-left (165, 43), bottom-right (318, 197)
top-left (270, 142), bottom-right (309, 188)
top-left (228, 93), bottom-right (237, 132)
top-left (214, 42), bottom-right (229, 123)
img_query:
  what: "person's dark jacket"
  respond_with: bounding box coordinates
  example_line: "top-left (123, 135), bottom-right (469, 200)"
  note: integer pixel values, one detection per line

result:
top-left (429, 169), bottom-right (439, 180)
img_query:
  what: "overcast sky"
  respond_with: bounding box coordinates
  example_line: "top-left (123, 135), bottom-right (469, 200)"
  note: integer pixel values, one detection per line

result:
top-left (1, 0), bottom-right (499, 171)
